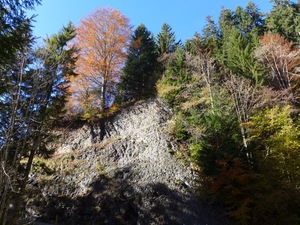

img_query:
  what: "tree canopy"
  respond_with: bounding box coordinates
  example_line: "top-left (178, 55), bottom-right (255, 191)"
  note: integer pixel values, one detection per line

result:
top-left (118, 24), bottom-right (159, 101)
top-left (0, 17), bottom-right (77, 225)
top-left (0, 0), bottom-right (40, 65)
top-left (2, 1), bottom-right (300, 224)
top-left (66, 7), bottom-right (132, 119)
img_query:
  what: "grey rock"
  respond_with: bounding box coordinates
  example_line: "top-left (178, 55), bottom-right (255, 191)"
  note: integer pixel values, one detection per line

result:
top-left (27, 98), bottom-right (229, 225)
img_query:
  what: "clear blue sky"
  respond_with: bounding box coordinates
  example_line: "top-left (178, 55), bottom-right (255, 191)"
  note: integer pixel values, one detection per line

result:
top-left (28, 0), bottom-right (273, 42)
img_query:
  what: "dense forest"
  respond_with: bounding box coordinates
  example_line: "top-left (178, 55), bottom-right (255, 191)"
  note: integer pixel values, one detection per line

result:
top-left (1, 0), bottom-right (300, 224)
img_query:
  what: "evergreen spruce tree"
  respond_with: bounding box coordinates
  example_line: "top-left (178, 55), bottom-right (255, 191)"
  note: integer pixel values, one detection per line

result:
top-left (266, 0), bottom-right (300, 43)
top-left (119, 24), bottom-right (159, 101)
top-left (0, 23), bottom-right (77, 224)
top-left (201, 16), bottom-right (220, 53)
top-left (184, 32), bottom-right (202, 55)
top-left (35, 22), bottom-right (78, 121)
top-left (0, 0), bottom-right (40, 66)
top-left (156, 23), bottom-right (179, 56)
top-left (165, 46), bottom-right (188, 85)
top-left (216, 2), bottom-right (265, 83)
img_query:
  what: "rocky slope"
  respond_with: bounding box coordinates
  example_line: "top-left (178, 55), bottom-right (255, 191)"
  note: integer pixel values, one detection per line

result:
top-left (25, 98), bottom-right (229, 225)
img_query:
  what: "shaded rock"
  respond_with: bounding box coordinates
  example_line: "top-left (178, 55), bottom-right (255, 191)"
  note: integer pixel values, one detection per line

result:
top-left (25, 98), bottom-right (230, 225)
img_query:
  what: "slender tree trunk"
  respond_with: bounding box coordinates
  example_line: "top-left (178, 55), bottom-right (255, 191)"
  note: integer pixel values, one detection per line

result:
top-left (0, 180), bottom-right (10, 225)
top-left (101, 77), bottom-right (107, 111)
top-left (12, 149), bottom-right (35, 225)
top-left (0, 61), bottom-right (24, 224)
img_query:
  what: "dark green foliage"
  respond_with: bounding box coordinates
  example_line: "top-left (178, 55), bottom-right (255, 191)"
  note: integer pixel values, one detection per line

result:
top-left (266, 0), bottom-right (300, 42)
top-left (0, 0), bottom-right (40, 98)
top-left (233, 2), bottom-right (265, 37)
top-left (190, 103), bottom-right (242, 176)
top-left (0, 1), bottom-right (298, 224)
top-left (157, 23), bottom-right (180, 56)
top-left (174, 111), bottom-right (189, 141)
top-left (0, 22), bottom-right (77, 224)
top-left (184, 32), bottom-right (204, 55)
top-left (157, 3), bottom-right (300, 224)
top-left (0, 0), bottom-right (41, 65)
top-left (35, 22), bottom-right (78, 121)
top-left (219, 2), bottom-right (265, 39)
top-left (165, 46), bottom-right (189, 85)
top-left (201, 16), bottom-right (220, 54)
top-left (220, 28), bottom-right (265, 83)
top-left (118, 24), bottom-right (159, 101)
top-left (216, 2), bottom-right (265, 83)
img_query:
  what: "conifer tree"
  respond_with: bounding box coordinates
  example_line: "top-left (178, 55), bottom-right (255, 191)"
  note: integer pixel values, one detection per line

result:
top-left (36, 22), bottom-right (78, 120)
top-left (156, 23), bottom-right (179, 56)
top-left (0, 0), bottom-right (40, 66)
top-left (217, 3), bottom-right (265, 83)
top-left (184, 32), bottom-right (203, 55)
top-left (119, 24), bottom-right (159, 101)
top-left (266, 0), bottom-right (300, 42)
top-left (165, 46), bottom-right (188, 85)
top-left (0, 23), bottom-right (77, 224)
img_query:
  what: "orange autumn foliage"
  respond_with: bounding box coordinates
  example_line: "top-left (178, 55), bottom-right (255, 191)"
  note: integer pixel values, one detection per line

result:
top-left (66, 7), bottom-right (132, 117)
top-left (255, 33), bottom-right (300, 102)
top-left (202, 156), bottom-right (254, 224)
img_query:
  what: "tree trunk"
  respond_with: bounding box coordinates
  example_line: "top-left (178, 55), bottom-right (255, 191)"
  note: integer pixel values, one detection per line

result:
top-left (0, 63), bottom-right (24, 224)
top-left (0, 181), bottom-right (10, 225)
top-left (101, 78), bottom-right (107, 111)
top-left (12, 149), bottom-right (35, 225)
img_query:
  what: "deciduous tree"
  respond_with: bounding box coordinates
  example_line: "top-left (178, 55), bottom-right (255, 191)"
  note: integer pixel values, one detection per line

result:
top-left (245, 105), bottom-right (300, 224)
top-left (68, 7), bottom-right (132, 117)
top-left (255, 33), bottom-right (300, 102)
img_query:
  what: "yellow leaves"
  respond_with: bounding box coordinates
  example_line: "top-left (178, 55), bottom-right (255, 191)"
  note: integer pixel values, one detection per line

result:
top-left (247, 105), bottom-right (300, 188)
top-left (156, 80), bottom-right (180, 98)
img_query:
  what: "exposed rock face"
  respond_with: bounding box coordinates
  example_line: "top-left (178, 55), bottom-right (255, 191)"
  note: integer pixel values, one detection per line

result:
top-left (26, 99), bottom-right (229, 225)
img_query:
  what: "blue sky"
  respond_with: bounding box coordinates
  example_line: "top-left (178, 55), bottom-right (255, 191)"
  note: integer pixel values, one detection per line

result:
top-left (28, 0), bottom-right (273, 42)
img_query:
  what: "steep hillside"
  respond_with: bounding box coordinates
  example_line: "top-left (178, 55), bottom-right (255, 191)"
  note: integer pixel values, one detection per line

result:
top-left (25, 99), bottom-right (229, 225)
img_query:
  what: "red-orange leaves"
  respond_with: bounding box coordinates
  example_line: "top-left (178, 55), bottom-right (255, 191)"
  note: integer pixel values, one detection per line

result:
top-left (204, 156), bottom-right (253, 224)
top-left (66, 7), bottom-right (132, 118)
top-left (255, 33), bottom-right (300, 101)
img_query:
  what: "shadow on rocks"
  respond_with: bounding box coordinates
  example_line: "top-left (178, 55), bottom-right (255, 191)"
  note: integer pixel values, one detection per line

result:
top-left (29, 166), bottom-right (230, 225)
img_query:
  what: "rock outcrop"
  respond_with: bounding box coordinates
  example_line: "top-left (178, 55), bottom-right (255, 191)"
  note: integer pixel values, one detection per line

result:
top-left (25, 98), bottom-right (229, 225)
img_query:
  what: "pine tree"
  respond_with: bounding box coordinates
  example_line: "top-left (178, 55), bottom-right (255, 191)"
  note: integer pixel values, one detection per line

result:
top-left (119, 24), bottom-right (159, 101)
top-left (156, 23), bottom-right (179, 56)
